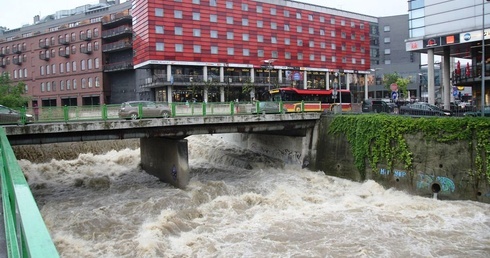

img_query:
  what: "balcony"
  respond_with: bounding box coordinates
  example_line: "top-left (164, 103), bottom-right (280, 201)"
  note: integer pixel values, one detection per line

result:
top-left (81, 48), bottom-right (93, 55)
top-left (59, 52), bottom-right (70, 58)
top-left (0, 53), bottom-right (5, 57)
top-left (102, 26), bottom-right (132, 39)
top-left (81, 35), bottom-right (92, 41)
top-left (0, 63), bottom-right (5, 68)
top-left (102, 40), bottom-right (132, 53)
top-left (39, 54), bottom-right (50, 61)
top-left (39, 42), bottom-right (50, 49)
top-left (102, 11), bottom-right (131, 27)
top-left (13, 59), bottom-right (22, 65)
top-left (13, 48), bottom-right (21, 54)
top-left (103, 61), bottom-right (133, 72)
top-left (58, 39), bottom-right (70, 45)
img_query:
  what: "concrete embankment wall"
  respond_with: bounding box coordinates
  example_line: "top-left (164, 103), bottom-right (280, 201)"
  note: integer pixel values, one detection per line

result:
top-left (314, 115), bottom-right (490, 203)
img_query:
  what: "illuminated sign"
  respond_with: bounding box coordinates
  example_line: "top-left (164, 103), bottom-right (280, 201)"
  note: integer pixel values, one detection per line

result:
top-left (405, 40), bottom-right (423, 51)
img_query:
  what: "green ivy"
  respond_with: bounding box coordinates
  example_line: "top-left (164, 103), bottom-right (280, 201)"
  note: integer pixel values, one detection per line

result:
top-left (328, 115), bottom-right (490, 185)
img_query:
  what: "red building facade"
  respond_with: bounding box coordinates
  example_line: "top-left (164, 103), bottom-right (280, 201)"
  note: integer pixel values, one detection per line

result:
top-left (132, 0), bottom-right (374, 102)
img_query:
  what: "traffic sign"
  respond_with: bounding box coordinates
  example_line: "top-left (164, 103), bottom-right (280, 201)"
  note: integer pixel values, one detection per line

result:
top-left (390, 83), bottom-right (398, 91)
top-left (391, 91), bottom-right (398, 100)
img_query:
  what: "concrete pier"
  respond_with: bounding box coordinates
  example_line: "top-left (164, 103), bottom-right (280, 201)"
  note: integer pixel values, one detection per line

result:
top-left (140, 137), bottom-right (190, 188)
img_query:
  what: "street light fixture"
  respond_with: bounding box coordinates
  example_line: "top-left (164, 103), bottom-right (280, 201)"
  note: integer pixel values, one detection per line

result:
top-left (262, 59), bottom-right (277, 91)
top-left (482, 0), bottom-right (490, 116)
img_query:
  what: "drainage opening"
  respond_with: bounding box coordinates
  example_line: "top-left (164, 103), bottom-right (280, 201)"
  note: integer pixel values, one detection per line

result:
top-left (431, 183), bottom-right (441, 193)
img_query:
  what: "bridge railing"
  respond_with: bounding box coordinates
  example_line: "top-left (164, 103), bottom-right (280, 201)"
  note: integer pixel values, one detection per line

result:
top-left (3, 100), bottom-right (337, 125)
top-left (0, 127), bottom-right (60, 257)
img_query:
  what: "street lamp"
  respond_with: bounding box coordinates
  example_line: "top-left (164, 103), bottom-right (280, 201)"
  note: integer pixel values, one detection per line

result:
top-left (482, 0), bottom-right (490, 116)
top-left (262, 59), bottom-right (276, 91)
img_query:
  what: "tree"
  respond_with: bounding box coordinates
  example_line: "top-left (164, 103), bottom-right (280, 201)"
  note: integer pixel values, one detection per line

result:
top-left (0, 73), bottom-right (30, 108)
top-left (382, 72), bottom-right (411, 99)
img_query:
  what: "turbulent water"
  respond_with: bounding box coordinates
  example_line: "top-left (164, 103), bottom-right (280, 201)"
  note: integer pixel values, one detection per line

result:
top-left (18, 135), bottom-right (490, 258)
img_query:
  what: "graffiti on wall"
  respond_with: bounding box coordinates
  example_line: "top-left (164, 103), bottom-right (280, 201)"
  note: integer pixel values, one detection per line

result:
top-left (417, 174), bottom-right (455, 193)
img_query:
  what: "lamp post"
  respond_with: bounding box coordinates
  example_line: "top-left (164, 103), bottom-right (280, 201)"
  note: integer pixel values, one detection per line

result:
top-left (482, 0), bottom-right (490, 116)
top-left (262, 59), bottom-right (276, 91)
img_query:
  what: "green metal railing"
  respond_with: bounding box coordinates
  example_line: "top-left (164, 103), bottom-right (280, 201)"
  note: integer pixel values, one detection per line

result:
top-left (0, 128), bottom-right (59, 257)
top-left (1, 101), bottom-right (328, 125)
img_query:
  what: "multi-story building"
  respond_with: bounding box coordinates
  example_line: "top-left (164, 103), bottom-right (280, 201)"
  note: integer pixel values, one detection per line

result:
top-left (0, 0), bottom-right (132, 108)
top-left (1, 0), bottom-right (377, 108)
top-left (405, 0), bottom-right (490, 108)
top-left (132, 0), bottom-right (375, 103)
top-left (369, 14), bottom-right (422, 100)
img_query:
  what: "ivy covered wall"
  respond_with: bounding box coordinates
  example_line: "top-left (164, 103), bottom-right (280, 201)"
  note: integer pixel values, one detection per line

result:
top-left (315, 115), bottom-right (490, 203)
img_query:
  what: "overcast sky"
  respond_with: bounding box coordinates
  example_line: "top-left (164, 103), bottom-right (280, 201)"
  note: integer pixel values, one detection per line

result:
top-left (1, 0), bottom-right (407, 30)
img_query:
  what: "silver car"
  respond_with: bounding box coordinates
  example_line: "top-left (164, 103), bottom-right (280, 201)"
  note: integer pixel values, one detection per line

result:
top-left (0, 105), bottom-right (34, 124)
top-left (118, 101), bottom-right (171, 120)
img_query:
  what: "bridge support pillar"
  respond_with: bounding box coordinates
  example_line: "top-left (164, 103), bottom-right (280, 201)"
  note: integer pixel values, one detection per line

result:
top-left (140, 137), bottom-right (190, 188)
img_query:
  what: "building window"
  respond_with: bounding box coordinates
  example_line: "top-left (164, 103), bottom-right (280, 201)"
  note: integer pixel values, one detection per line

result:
top-left (271, 37), bottom-right (277, 43)
top-left (309, 41), bottom-right (314, 47)
top-left (242, 34), bottom-right (249, 41)
top-left (193, 45), bottom-right (201, 53)
top-left (297, 26), bottom-right (302, 33)
top-left (257, 35), bottom-right (264, 42)
top-left (226, 17), bottom-right (233, 24)
top-left (320, 16), bottom-right (325, 23)
top-left (73, 79), bottom-right (77, 89)
top-left (95, 77), bottom-right (100, 87)
top-left (256, 5), bottom-right (262, 13)
top-left (175, 27), bottom-right (183, 35)
top-left (341, 20), bottom-right (345, 26)
top-left (385, 59), bottom-right (391, 65)
top-left (285, 52), bottom-right (291, 59)
top-left (341, 32), bottom-right (346, 38)
top-left (66, 80), bottom-right (71, 90)
top-left (155, 8), bottom-right (163, 17)
top-left (227, 48), bottom-right (234, 55)
top-left (342, 57), bottom-right (347, 63)
top-left (285, 38), bottom-right (290, 45)
top-left (226, 1), bottom-right (233, 9)
top-left (192, 0), bottom-right (200, 4)
top-left (59, 63), bottom-right (64, 73)
top-left (95, 58), bottom-right (100, 69)
top-left (272, 51), bottom-right (278, 58)
top-left (210, 0), bottom-right (217, 7)
top-left (210, 14), bottom-right (217, 22)
top-left (284, 10), bottom-right (289, 17)
top-left (320, 29), bottom-right (325, 36)
top-left (193, 13), bottom-right (200, 20)
top-left (72, 61), bottom-right (77, 72)
top-left (320, 42), bottom-right (326, 48)
top-left (296, 12), bottom-right (301, 19)
top-left (352, 58), bottom-right (356, 64)
top-left (309, 28), bottom-right (314, 34)
top-left (88, 77), bottom-right (93, 88)
top-left (242, 18), bottom-right (248, 26)
top-left (331, 18), bottom-right (335, 24)
top-left (271, 8), bottom-right (276, 15)
top-left (210, 30), bottom-right (218, 38)
top-left (257, 20), bottom-right (263, 28)
top-left (297, 40), bottom-right (303, 46)
top-left (241, 3), bottom-right (248, 11)
top-left (156, 26), bottom-right (164, 34)
top-left (193, 29), bottom-right (201, 37)
top-left (174, 10), bottom-right (183, 19)
top-left (81, 78), bottom-right (86, 89)
top-left (331, 31), bottom-right (336, 37)
top-left (298, 53), bottom-right (303, 60)
top-left (321, 55), bottom-right (326, 61)
top-left (156, 42), bottom-right (164, 51)
top-left (243, 49), bottom-right (250, 56)
top-left (271, 22), bottom-right (277, 29)
top-left (227, 32), bottom-right (234, 40)
top-left (331, 43), bottom-right (336, 50)
top-left (384, 49), bottom-right (391, 55)
top-left (257, 49), bottom-right (264, 57)
top-left (175, 44), bottom-right (183, 52)
top-left (81, 60), bottom-right (86, 71)
top-left (211, 46), bottom-right (218, 54)
top-left (284, 24), bottom-right (290, 31)
top-left (384, 37), bottom-right (391, 43)
top-left (384, 25), bottom-right (390, 32)
top-left (310, 54), bottom-right (315, 61)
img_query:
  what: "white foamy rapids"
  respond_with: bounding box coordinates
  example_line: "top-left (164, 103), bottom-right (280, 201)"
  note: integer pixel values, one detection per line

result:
top-left (18, 135), bottom-right (490, 258)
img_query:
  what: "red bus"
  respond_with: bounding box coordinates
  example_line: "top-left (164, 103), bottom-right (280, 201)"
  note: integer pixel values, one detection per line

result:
top-left (269, 87), bottom-right (352, 112)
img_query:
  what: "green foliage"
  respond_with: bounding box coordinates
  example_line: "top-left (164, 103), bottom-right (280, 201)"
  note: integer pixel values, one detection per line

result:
top-left (0, 73), bottom-right (30, 108)
top-left (382, 72), bottom-right (410, 98)
top-left (328, 115), bottom-right (490, 185)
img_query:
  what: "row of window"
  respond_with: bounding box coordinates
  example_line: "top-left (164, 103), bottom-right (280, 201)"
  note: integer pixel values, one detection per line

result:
top-left (153, 43), bottom-right (366, 64)
top-left (39, 58), bottom-right (101, 76)
top-left (38, 41), bottom-right (100, 58)
top-left (38, 28), bottom-right (99, 48)
top-left (158, 25), bottom-right (365, 41)
top-left (39, 77), bottom-right (101, 92)
top-left (156, 3), bottom-right (366, 29)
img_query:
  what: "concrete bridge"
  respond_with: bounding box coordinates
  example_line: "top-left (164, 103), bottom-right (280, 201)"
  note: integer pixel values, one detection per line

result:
top-left (4, 113), bottom-right (321, 188)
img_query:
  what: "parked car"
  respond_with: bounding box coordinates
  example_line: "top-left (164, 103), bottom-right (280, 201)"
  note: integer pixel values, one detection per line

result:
top-left (0, 105), bottom-right (34, 124)
top-left (399, 102), bottom-right (452, 116)
top-left (463, 106), bottom-right (490, 117)
top-left (118, 101), bottom-right (171, 120)
top-left (251, 101), bottom-right (282, 114)
top-left (362, 99), bottom-right (396, 113)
